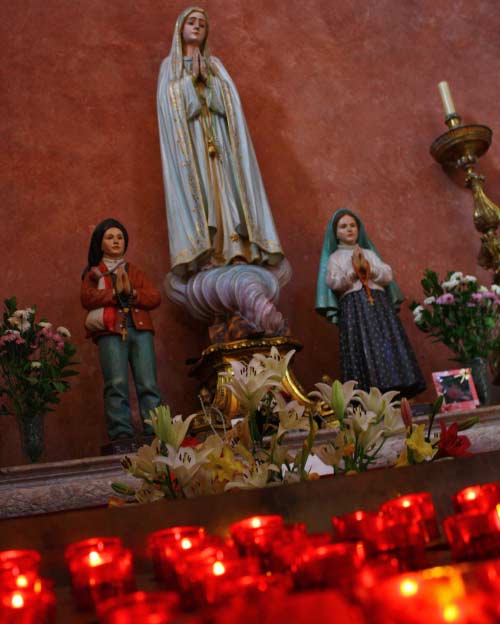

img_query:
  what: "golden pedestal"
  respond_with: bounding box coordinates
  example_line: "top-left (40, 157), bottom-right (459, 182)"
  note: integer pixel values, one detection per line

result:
top-left (188, 336), bottom-right (330, 436)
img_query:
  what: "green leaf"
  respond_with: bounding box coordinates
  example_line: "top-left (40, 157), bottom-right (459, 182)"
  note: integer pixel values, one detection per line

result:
top-left (52, 382), bottom-right (68, 393)
top-left (4, 297), bottom-right (17, 316)
top-left (60, 370), bottom-right (79, 377)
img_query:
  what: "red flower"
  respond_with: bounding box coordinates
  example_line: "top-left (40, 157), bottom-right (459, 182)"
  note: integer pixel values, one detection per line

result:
top-left (437, 421), bottom-right (472, 458)
top-left (181, 436), bottom-right (200, 448)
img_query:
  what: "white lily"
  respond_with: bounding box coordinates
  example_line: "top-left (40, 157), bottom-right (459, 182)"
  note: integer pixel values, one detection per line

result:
top-left (135, 481), bottom-right (165, 504)
top-left (345, 406), bottom-right (377, 435)
top-left (154, 445), bottom-right (203, 489)
top-left (353, 387), bottom-right (400, 419)
top-left (251, 347), bottom-right (295, 382)
top-left (310, 379), bottom-right (358, 415)
top-left (423, 296), bottom-right (435, 305)
top-left (274, 399), bottom-right (310, 439)
top-left (146, 405), bottom-right (197, 451)
top-left (224, 359), bottom-right (282, 415)
top-left (38, 321), bottom-right (53, 329)
top-left (225, 462), bottom-right (278, 491)
top-left (130, 439), bottom-right (165, 480)
top-left (313, 430), bottom-right (351, 467)
top-left (357, 421), bottom-right (385, 454)
top-left (382, 405), bottom-right (405, 437)
top-left (491, 284), bottom-right (500, 296)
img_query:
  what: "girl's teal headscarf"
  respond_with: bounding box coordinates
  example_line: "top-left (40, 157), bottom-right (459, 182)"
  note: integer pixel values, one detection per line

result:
top-left (315, 208), bottom-right (404, 324)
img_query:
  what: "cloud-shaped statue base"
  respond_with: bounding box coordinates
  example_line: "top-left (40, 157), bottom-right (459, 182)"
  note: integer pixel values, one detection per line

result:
top-left (165, 261), bottom-right (292, 343)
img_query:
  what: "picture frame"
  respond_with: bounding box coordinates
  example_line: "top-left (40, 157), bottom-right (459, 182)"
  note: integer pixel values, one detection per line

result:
top-left (431, 368), bottom-right (480, 412)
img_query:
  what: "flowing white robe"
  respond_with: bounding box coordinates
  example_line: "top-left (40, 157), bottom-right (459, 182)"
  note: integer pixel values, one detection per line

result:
top-left (157, 29), bottom-right (285, 278)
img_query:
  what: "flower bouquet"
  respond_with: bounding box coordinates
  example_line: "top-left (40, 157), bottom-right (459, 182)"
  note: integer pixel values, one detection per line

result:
top-left (0, 297), bottom-right (78, 461)
top-left (112, 349), bottom-right (423, 504)
top-left (411, 270), bottom-right (499, 362)
top-left (411, 270), bottom-right (500, 403)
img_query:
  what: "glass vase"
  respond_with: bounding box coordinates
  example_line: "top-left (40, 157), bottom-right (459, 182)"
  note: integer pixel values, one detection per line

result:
top-left (17, 413), bottom-right (45, 463)
top-left (467, 357), bottom-right (492, 406)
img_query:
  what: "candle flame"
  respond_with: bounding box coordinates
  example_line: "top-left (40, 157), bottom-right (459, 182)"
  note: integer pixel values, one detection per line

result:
top-left (250, 518), bottom-right (262, 528)
top-left (399, 578), bottom-right (419, 596)
top-left (401, 499), bottom-right (411, 508)
top-left (354, 511), bottom-right (364, 520)
top-left (180, 538), bottom-right (193, 550)
top-left (88, 551), bottom-right (103, 567)
top-left (442, 603), bottom-right (460, 622)
top-left (212, 561), bottom-right (226, 576)
top-left (34, 579), bottom-right (42, 593)
top-left (464, 489), bottom-right (477, 501)
top-left (15, 575), bottom-right (28, 588)
top-left (11, 593), bottom-right (24, 609)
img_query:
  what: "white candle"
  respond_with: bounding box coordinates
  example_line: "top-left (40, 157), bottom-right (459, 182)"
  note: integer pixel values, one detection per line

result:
top-left (438, 81), bottom-right (456, 116)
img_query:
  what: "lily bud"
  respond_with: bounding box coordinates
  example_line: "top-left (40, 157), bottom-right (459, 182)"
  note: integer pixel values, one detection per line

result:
top-left (400, 398), bottom-right (413, 429)
top-left (331, 380), bottom-right (345, 421)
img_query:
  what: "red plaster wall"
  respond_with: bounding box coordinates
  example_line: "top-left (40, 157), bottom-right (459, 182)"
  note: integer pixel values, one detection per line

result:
top-left (1, 0), bottom-right (499, 465)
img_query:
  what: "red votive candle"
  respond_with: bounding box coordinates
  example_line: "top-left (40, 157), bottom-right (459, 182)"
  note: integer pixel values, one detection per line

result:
top-left (380, 492), bottom-right (440, 542)
top-left (96, 591), bottom-right (180, 624)
top-left (292, 541), bottom-right (367, 591)
top-left (0, 578), bottom-right (56, 624)
top-left (334, 510), bottom-right (427, 570)
top-left (229, 515), bottom-right (284, 549)
top-left (65, 538), bottom-right (135, 610)
top-left (270, 532), bottom-right (331, 573)
top-left (147, 526), bottom-right (206, 584)
top-left (362, 564), bottom-right (500, 624)
top-left (203, 568), bottom-right (291, 607)
top-left (332, 510), bottom-right (380, 542)
top-left (452, 483), bottom-right (500, 514)
top-left (176, 545), bottom-right (260, 608)
top-left (0, 550), bottom-right (41, 591)
top-left (444, 505), bottom-right (500, 562)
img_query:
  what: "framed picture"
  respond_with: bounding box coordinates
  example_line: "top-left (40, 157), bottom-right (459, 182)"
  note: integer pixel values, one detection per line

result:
top-left (432, 368), bottom-right (479, 412)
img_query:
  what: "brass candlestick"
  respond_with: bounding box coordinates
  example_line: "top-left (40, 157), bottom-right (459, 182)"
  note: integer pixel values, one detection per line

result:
top-left (430, 112), bottom-right (500, 284)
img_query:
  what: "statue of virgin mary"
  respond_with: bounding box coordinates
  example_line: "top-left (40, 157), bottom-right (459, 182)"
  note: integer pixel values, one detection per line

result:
top-left (157, 7), bottom-right (286, 280)
top-left (156, 7), bottom-right (290, 341)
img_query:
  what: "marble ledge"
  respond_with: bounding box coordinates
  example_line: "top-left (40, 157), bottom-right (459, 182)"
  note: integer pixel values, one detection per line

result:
top-left (1, 404), bottom-right (499, 520)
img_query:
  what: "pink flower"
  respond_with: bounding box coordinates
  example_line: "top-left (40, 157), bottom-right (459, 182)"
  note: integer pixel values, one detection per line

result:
top-left (471, 293), bottom-right (483, 301)
top-left (436, 293), bottom-right (455, 305)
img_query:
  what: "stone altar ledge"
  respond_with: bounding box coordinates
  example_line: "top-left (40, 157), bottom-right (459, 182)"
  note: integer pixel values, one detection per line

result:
top-left (1, 404), bottom-right (500, 519)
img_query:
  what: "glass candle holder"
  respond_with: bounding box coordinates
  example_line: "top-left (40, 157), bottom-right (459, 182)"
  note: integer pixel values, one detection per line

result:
top-left (229, 515), bottom-right (285, 553)
top-left (96, 591), bottom-right (180, 624)
top-left (0, 578), bottom-right (56, 624)
top-left (336, 511), bottom-right (428, 571)
top-left (147, 526), bottom-right (206, 585)
top-left (362, 565), bottom-right (499, 624)
top-left (0, 550), bottom-right (41, 591)
top-left (270, 532), bottom-right (331, 573)
top-left (176, 546), bottom-right (260, 608)
top-left (65, 538), bottom-right (135, 611)
top-left (380, 493), bottom-right (440, 542)
top-left (444, 506), bottom-right (500, 562)
top-left (239, 522), bottom-right (306, 571)
top-left (292, 541), bottom-right (367, 592)
top-left (452, 483), bottom-right (500, 514)
top-left (332, 510), bottom-right (380, 542)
